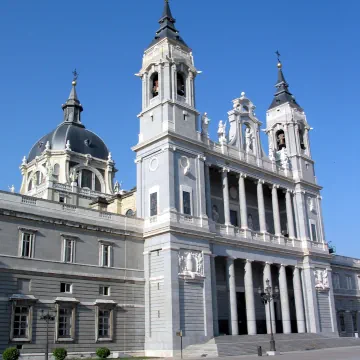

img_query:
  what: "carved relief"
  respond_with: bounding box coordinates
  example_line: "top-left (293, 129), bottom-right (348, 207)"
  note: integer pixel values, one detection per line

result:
top-left (180, 156), bottom-right (190, 175)
top-left (314, 269), bottom-right (329, 290)
top-left (178, 250), bottom-right (204, 279)
top-left (308, 197), bottom-right (316, 213)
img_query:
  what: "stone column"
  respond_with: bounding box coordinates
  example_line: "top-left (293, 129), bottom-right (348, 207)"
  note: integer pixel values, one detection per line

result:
top-left (256, 179), bottom-right (267, 233)
top-left (263, 262), bottom-right (276, 334)
top-left (226, 257), bottom-right (239, 335)
top-left (210, 255), bottom-right (219, 336)
top-left (271, 185), bottom-right (281, 236)
top-left (239, 174), bottom-right (248, 229)
top-left (222, 168), bottom-right (231, 226)
top-left (244, 259), bottom-right (257, 335)
top-left (293, 266), bottom-right (306, 333)
top-left (279, 264), bottom-right (291, 334)
top-left (285, 189), bottom-right (296, 239)
top-left (204, 163), bottom-right (213, 219)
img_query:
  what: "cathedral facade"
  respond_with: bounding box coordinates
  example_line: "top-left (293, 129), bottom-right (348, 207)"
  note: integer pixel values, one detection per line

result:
top-left (0, 1), bottom-right (359, 358)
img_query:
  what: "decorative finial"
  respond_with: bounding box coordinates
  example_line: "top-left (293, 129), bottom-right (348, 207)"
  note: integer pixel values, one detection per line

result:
top-left (275, 50), bottom-right (282, 68)
top-left (72, 69), bottom-right (79, 86)
top-left (241, 91), bottom-right (246, 98)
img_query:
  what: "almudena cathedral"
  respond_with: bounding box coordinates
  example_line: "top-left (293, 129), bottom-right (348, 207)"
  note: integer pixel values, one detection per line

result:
top-left (1, 1), bottom-right (360, 358)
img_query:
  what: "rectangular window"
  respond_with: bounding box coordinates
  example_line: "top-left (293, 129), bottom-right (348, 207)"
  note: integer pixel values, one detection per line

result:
top-left (21, 233), bottom-right (34, 258)
top-left (100, 244), bottom-right (111, 267)
top-left (182, 191), bottom-right (191, 215)
top-left (99, 286), bottom-right (110, 296)
top-left (150, 192), bottom-right (158, 217)
top-left (13, 306), bottom-right (29, 339)
top-left (98, 309), bottom-right (110, 339)
top-left (58, 308), bottom-right (72, 338)
top-left (230, 210), bottom-right (238, 227)
top-left (17, 279), bottom-right (30, 294)
top-left (60, 283), bottom-right (72, 293)
top-left (59, 195), bottom-right (65, 203)
top-left (346, 275), bottom-right (353, 290)
top-left (333, 273), bottom-right (340, 289)
top-left (311, 223), bottom-right (318, 242)
top-left (63, 239), bottom-right (74, 263)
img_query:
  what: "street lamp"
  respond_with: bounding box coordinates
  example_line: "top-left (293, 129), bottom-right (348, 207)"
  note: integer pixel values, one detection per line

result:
top-left (258, 279), bottom-right (279, 353)
top-left (40, 309), bottom-right (55, 360)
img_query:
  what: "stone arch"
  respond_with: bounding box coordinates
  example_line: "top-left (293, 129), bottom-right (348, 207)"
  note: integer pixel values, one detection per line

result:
top-left (70, 164), bottom-right (106, 193)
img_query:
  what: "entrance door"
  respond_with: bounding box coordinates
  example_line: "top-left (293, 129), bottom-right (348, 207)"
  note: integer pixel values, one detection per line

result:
top-left (236, 292), bottom-right (248, 335)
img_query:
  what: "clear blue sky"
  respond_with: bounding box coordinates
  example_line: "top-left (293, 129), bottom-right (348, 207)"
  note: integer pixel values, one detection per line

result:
top-left (0, 0), bottom-right (359, 257)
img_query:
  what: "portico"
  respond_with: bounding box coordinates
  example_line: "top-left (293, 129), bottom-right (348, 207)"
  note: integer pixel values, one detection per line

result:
top-left (211, 255), bottom-right (306, 336)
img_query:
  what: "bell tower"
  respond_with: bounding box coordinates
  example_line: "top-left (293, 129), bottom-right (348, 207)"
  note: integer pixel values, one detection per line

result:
top-left (136, 0), bottom-right (199, 144)
top-left (266, 55), bottom-right (315, 183)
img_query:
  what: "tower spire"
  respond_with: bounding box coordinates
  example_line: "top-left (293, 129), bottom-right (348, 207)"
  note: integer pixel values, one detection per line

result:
top-left (150, 0), bottom-right (188, 47)
top-left (268, 52), bottom-right (301, 110)
top-left (62, 69), bottom-right (84, 126)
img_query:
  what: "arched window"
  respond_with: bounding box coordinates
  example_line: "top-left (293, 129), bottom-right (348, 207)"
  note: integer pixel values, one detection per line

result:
top-left (151, 72), bottom-right (159, 98)
top-left (78, 168), bottom-right (103, 192)
top-left (276, 130), bottom-right (286, 150)
top-left (177, 72), bottom-right (186, 97)
top-left (299, 129), bottom-right (306, 150)
top-left (53, 163), bottom-right (60, 181)
top-left (126, 209), bottom-right (135, 217)
top-left (35, 171), bottom-right (45, 186)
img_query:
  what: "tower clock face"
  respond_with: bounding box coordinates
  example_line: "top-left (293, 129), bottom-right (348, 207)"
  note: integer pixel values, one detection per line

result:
top-left (230, 186), bottom-right (238, 200)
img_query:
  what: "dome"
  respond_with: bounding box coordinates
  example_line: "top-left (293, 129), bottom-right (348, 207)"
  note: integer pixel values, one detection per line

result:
top-left (28, 122), bottom-right (109, 162)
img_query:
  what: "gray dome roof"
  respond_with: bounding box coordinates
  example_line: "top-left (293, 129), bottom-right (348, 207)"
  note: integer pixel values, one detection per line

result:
top-left (28, 122), bottom-right (109, 162)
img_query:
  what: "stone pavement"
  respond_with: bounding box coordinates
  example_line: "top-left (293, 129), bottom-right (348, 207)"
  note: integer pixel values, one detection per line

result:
top-left (187, 345), bottom-right (360, 360)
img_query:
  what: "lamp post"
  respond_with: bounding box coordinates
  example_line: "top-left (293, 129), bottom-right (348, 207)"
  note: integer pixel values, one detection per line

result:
top-left (258, 279), bottom-right (279, 353)
top-left (40, 309), bottom-right (55, 360)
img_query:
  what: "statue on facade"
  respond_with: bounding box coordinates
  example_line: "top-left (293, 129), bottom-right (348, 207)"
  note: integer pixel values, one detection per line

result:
top-left (114, 180), bottom-right (122, 194)
top-left (69, 169), bottom-right (79, 185)
top-left (248, 214), bottom-right (254, 230)
top-left (212, 205), bottom-right (219, 223)
top-left (65, 140), bottom-right (71, 151)
top-left (245, 127), bottom-right (254, 153)
top-left (201, 112), bottom-right (210, 138)
top-left (277, 132), bottom-right (286, 150)
top-left (8, 185), bottom-right (15, 193)
top-left (279, 148), bottom-right (289, 170)
top-left (217, 120), bottom-right (227, 144)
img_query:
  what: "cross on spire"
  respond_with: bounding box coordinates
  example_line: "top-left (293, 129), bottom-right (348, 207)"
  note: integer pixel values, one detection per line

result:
top-left (275, 50), bottom-right (281, 63)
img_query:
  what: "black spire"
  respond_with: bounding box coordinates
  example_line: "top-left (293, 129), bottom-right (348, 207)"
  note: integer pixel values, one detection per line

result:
top-left (268, 55), bottom-right (302, 110)
top-left (62, 69), bottom-right (84, 127)
top-left (150, 0), bottom-right (188, 47)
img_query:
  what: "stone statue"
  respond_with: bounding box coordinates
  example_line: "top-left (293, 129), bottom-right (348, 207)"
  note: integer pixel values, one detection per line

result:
top-left (279, 148), bottom-right (289, 170)
top-left (8, 185), bottom-right (15, 193)
top-left (45, 141), bottom-right (50, 151)
top-left (65, 140), bottom-right (71, 151)
top-left (248, 214), bottom-right (254, 230)
top-left (245, 127), bottom-right (254, 153)
top-left (108, 152), bottom-right (113, 162)
top-left (21, 156), bottom-right (27, 166)
top-left (114, 180), bottom-right (121, 194)
top-left (201, 112), bottom-right (210, 138)
top-left (277, 132), bottom-right (286, 149)
top-left (212, 205), bottom-right (219, 223)
top-left (217, 120), bottom-right (227, 144)
top-left (69, 169), bottom-right (79, 184)
top-left (268, 136), bottom-right (275, 162)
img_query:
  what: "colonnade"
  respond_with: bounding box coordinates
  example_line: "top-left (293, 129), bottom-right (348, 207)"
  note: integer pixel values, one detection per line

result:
top-left (205, 165), bottom-right (297, 239)
top-left (210, 256), bottom-right (306, 336)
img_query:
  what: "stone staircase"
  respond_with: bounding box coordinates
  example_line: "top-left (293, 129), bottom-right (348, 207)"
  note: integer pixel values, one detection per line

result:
top-left (183, 333), bottom-right (360, 358)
